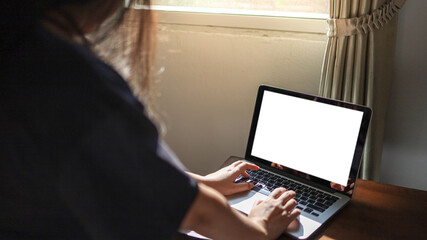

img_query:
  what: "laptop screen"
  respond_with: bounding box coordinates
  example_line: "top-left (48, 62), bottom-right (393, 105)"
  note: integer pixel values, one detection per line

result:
top-left (246, 86), bottom-right (371, 194)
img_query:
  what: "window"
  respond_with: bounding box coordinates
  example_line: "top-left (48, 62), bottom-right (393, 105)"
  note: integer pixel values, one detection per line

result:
top-left (151, 0), bottom-right (329, 17)
top-left (136, 0), bottom-right (329, 34)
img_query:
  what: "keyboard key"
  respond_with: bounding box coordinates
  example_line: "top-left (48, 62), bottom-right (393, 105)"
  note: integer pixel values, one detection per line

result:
top-left (246, 168), bottom-right (338, 217)
top-left (314, 202), bottom-right (327, 209)
top-left (307, 204), bottom-right (325, 212)
top-left (326, 196), bottom-right (339, 202)
top-left (303, 208), bottom-right (313, 213)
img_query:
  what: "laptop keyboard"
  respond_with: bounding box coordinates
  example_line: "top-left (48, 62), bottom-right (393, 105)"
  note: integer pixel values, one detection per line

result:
top-left (240, 168), bottom-right (339, 217)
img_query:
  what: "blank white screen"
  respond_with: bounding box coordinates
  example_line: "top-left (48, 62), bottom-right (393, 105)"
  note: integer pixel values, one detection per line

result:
top-left (251, 91), bottom-right (363, 186)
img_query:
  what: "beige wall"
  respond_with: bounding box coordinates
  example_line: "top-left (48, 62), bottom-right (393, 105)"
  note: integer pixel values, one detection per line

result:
top-left (153, 2), bottom-right (427, 191)
top-left (154, 24), bottom-right (326, 174)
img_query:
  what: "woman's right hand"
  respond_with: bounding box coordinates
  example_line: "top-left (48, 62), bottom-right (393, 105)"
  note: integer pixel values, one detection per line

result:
top-left (180, 184), bottom-right (301, 240)
top-left (248, 188), bottom-right (301, 239)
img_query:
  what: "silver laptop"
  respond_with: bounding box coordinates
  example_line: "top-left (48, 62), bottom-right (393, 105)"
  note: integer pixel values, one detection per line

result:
top-left (227, 85), bottom-right (371, 239)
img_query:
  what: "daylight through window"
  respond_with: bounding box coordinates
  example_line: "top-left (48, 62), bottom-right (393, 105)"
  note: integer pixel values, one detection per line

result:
top-left (148, 0), bottom-right (329, 18)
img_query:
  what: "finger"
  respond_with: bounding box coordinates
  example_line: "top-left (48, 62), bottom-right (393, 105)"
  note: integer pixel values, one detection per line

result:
top-left (241, 171), bottom-right (250, 178)
top-left (268, 187), bottom-right (286, 199)
top-left (286, 215), bottom-right (301, 232)
top-left (232, 160), bottom-right (244, 167)
top-left (287, 208), bottom-right (301, 221)
top-left (242, 163), bottom-right (259, 178)
top-left (278, 190), bottom-right (296, 204)
top-left (244, 162), bottom-right (260, 170)
top-left (233, 181), bottom-right (255, 193)
top-left (236, 163), bottom-right (259, 178)
top-left (237, 162), bottom-right (259, 173)
top-left (282, 198), bottom-right (298, 212)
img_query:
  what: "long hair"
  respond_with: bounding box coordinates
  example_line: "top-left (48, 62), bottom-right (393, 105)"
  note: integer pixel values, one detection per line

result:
top-left (92, 1), bottom-right (160, 130)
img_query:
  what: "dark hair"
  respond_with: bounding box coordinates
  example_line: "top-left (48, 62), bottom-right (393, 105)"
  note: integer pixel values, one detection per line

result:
top-left (0, 0), bottom-right (89, 52)
top-left (1, 0), bottom-right (157, 124)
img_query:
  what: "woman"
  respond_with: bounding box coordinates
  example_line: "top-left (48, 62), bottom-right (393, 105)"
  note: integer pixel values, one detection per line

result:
top-left (0, 0), bottom-right (300, 239)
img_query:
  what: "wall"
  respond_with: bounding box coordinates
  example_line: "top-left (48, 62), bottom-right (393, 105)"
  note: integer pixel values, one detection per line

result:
top-left (154, 0), bottom-right (427, 191)
top-left (380, 0), bottom-right (427, 191)
top-left (154, 24), bottom-right (326, 175)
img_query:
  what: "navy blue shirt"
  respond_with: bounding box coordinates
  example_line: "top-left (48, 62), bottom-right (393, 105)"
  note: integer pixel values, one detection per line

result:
top-left (0, 24), bottom-right (198, 239)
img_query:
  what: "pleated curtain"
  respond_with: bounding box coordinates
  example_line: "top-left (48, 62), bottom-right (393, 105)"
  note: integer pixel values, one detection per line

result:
top-left (319, 0), bottom-right (406, 181)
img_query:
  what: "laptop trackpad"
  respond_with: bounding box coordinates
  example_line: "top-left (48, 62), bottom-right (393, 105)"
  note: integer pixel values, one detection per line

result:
top-left (227, 190), bottom-right (321, 240)
top-left (228, 190), bottom-right (268, 214)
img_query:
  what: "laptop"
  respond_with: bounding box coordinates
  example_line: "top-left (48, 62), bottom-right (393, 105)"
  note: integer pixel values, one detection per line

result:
top-left (227, 85), bottom-right (371, 239)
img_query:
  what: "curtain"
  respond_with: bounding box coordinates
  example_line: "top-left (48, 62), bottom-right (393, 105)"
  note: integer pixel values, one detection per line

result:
top-left (319, 0), bottom-right (406, 181)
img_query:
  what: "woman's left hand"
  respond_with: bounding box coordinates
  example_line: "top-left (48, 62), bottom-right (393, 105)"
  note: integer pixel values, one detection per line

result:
top-left (200, 160), bottom-right (260, 196)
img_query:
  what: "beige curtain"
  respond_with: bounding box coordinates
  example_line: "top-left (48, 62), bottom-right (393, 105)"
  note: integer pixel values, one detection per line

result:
top-left (319, 0), bottom-right (406, 181)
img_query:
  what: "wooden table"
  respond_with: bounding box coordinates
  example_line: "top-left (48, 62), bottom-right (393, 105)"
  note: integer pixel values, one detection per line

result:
top-left (176, 156), bottom-right (427, 240)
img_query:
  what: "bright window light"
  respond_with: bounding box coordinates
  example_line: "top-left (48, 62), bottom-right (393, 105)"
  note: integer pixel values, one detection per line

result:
top-left (147, 0), bottom-right (329, 19)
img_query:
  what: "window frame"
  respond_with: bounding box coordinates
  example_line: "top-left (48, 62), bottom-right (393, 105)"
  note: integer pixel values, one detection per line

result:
top-left (144, 5), bottom-right (329, 34)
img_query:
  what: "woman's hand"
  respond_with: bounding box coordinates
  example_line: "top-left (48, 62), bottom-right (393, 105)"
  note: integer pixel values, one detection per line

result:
top-left (185, 164), bottom-right (301, 240)
top-left (249, 188), bottom-right (301, 239)
top-left (189, 160), bottom-right (260, 196)
top-left (180, 184), bottom-right (300, 240)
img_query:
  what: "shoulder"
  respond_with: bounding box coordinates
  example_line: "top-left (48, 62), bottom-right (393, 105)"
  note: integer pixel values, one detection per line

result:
top-left (3, 24), bottom-right (130, 95)
top-left (1, 24), bottom-right (155, 149)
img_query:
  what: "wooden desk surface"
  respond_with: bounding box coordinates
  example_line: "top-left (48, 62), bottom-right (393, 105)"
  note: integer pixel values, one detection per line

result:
top-left (315, 174), bottom-right (426, 240)
top-left (176, 156), bottom-right (427, 240)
